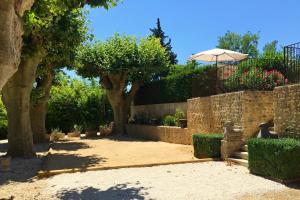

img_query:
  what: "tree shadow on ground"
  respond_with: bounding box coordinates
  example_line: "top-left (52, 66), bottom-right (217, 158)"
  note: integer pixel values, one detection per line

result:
top-left (0, 140), bottom-right (50, 154)
top-left (42, 153), bottom-right (107, 171)
top-left (56, 182), bottom-right (153, 200)
top-left (286, 182), bottom-right (300, 190)
top-left (0, 157), bottom-right (42, 185)
top-left (50, 141), bottom-right (90, 151)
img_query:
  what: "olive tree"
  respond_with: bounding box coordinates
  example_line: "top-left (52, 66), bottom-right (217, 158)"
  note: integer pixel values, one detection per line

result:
top-left (77, 35), bottom-right (169, 134)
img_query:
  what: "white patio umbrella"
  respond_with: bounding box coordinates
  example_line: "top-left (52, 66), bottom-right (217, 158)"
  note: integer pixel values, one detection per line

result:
top-left (190, 48), bottom-right (248, 66)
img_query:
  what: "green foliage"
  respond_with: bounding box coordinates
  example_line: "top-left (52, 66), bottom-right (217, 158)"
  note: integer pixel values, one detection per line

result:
top-left (248, 138), bottom-right (300, 180)
top-left (163, 115), bottom-right (177, 126)
top-left (174, 108), bottom-right (185, 126)
top-left (46, 74), bottom-right (113, 132)
top-left (192, 134), bottom-right (224, 158)
top-left (217, 31), bottom-right (259, 57)
top-left (225, 67), bottom-right (286, 91)
top-left (0, 98), bottom-right (7, 140)
top-left (77, 34), bottom-right (169, 82)
top-left (150, 18), bottom-right (177, 66)
top-left (134, 64), bottom-right (216, 105)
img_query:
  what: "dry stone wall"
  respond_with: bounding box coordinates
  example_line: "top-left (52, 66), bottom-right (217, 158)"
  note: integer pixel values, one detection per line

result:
top-left (131, 102), bottom-right (187, 119)
top-left (274, 84), bottom-right (300, 138)
top-left (125, 125), bottom-right (190, 145)
top-left (187, 91), bottom-right (274, 139)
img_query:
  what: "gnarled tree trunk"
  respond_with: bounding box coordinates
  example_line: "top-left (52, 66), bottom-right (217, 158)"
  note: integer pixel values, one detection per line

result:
top-left (2, 49), bottom-right (43, 157)
top-left (101, 73), bottom-right (140, 134)
top-left (0, 0), bottom-right (34, 89)
top-left (30, 69), bottom-right (54, 143)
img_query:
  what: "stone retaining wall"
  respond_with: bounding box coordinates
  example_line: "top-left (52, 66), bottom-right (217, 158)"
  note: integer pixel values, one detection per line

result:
top-left (131, 102), bottom-right (187, 119)
top-left (125, 124), bottom-right (190, 145)
top-left (188, 91), bottom-right (274, 139)
top-left (274, 84), bottom-right (300, 138)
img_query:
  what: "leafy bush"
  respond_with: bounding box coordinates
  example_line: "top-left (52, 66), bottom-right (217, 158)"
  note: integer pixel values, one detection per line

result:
top-left (0, 98), bottom-right (7, 140)
top-left (163, 115), bottom-right (177, 126)
top-left (224, 54), bottom-right (286, 91)
top-left (225, 67), bottom-right (286, 91)
top-left (192, 134), bottom-right (223, 158)
top-left (248, 138), bottom-right (300, 180)
top-left (46, 75), bottom-right (113, 133)
top-left (174, 108), bottom-right (186, 126)
top-left (134, 65), bottom-right (217, 105)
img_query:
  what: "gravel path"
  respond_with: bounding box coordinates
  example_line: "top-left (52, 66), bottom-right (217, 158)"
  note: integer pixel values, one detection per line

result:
top-left (1, 161), bottom-right (294, 200)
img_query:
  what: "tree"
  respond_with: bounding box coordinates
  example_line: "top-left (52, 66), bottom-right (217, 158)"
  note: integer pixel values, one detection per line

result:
top-left (217, 31), bottom-right (260, 57)
top-left (263, 40), bottom-right (280, 55)
top-left (30, 9), bottom-right (89, 143)
top-left (0, 0), bottom-right (34, 89)
top-left (150, 18), bottom-right (177, 65)
top-left (0, 0), bottom-right (118, 90)
top-left (77, 34), bottom-right (169, 134)
top-left (1, 0), bottom-right (117, 157)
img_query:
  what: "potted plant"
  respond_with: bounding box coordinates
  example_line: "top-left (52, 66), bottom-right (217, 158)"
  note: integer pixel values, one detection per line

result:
top-left (175, 108), bottom-right (187, 128)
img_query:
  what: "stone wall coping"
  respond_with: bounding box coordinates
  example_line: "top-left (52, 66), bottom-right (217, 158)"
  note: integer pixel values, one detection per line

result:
top-left (133, 102), bottom-right (187, 107)
top-left (126, 124), bottom-right (188, 130)
top-left (274, 83), bottom-right (300, 90)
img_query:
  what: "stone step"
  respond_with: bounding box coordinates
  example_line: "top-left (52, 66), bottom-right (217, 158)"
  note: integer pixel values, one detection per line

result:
top-left (241, 145), bottom-right (248, 152)
top-left (233, 152), bottom-right (248, 160)
top-left (228, 158), bottom-right (248, 167)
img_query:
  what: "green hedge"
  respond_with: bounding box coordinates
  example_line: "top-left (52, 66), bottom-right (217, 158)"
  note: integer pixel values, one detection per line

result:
top-left (134, 66), bottom-right (217, 105)
top-left (248, 138), bottom-right (300, 180)
top-left (192, 134), bottom-right (223, 158)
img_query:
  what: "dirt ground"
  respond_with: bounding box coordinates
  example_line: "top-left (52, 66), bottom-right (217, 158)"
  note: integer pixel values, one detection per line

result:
top-left (42, 136), bottom-right (197, 172)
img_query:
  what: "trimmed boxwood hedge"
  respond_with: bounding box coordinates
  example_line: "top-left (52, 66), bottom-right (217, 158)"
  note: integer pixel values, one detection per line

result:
top-left (248, 138), bottom-right (300, 180)
top-left (192, 134), bottom-right (224, 158)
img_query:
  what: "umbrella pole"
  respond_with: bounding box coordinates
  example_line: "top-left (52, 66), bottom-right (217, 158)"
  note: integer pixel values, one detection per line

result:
top-left (215, 56), bottom-right (219, 94)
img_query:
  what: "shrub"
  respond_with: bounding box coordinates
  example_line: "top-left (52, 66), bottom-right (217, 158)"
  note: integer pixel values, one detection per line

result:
top-left (248, 138), bottom-right (300, 180)
top-left (225, 67), bottom-right (286, 91)
top-left (174, 108), bottom-right (185, 125)
top-left (192, 134), bottom-right (223, 158)
top-left (0, 98), bottom-right (7, 140)
top-left (134, 65), bottom-right (217, 105)
top-left (46, 75), bottom-right (113, 133)
top-left (163, 115), bottom-right (177, 126)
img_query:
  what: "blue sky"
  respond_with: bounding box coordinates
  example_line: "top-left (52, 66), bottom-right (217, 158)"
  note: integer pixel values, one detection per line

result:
top-left (86, 0), bottom-right (300, 64)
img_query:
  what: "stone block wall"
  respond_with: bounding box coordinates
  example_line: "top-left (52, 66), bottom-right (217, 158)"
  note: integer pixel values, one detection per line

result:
top-left (187, 97), bottom-right (212, 135)
top-left (125, 124), bottom-right (190, 145)
top-left (187, 91), bottom-right (274, 139)
top-left (131, 102), bottom-right (187, 119)
top-left (274, 84), bottom-right (300, 138)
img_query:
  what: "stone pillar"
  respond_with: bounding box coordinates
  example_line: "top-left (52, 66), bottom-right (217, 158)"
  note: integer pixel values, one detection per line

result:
top-left (221, 121), bottom-right (244, 160)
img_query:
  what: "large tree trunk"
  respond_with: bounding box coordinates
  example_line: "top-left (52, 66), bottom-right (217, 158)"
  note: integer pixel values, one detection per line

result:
top-left (101, 73), bottom-right (140, 135)
top-left (0, 0), bottom-right (34, 89)
top-left (107, 92), bottom-right (130, 134)
top-left (2, 49), bottom-right (43, 158)
top-left (31, 70), bottom-right (54, 143)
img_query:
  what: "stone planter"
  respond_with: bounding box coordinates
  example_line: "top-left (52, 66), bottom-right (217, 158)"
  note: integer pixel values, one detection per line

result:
top-left (178, 119), bottom-right (187, 128)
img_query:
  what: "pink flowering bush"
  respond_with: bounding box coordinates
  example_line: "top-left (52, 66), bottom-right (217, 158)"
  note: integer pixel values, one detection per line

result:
top-left (225, 67), bottom-right (287, 91)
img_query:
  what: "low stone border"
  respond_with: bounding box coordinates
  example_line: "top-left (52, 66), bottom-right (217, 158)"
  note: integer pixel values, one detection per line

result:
top-left (37, 158), bottom-right (220, 178)
top-left (125, 124), bottom-right (191, 145)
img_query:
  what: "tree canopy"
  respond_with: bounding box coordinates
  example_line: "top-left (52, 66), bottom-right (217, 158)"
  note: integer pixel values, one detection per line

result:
top-left (217, 31), bottom-right (260, 57)
top-left (77, 34), bottom-right (169, 134)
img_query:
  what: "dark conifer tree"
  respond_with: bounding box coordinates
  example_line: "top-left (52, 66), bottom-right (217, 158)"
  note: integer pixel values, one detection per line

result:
top-left (150, 18), bottom-right (178, 65)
